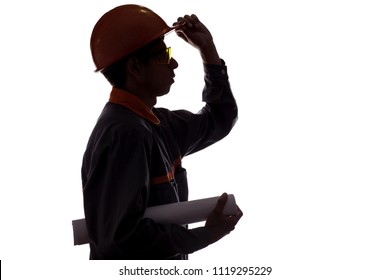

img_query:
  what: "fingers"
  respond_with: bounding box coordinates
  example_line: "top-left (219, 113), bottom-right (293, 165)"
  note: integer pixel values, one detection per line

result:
top-left (174, 14), bottom-right (200, 29)
top-left (224, 204), bottom-right (243, 234)
top-left (231, 206), bottom-right (243, 224)
top-left (213, 192), bottom-right (228, 214)
top-left (227, 205), bottom-right (243, 228)
top-left (213, 193), bottom-right (243, 230)
top-left (235, 205), bottom-right (243, 218)
top-left (183, 14), bottom-right (200, 28)
top-left (205, 194), bottom-right (243, 244)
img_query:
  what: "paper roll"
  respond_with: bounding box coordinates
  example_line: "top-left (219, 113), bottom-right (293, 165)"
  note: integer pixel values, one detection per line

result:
top-left (72, 218), bottom-right (91, 245)
top-left (143, 194), bottom-right (237, 225)
top-left (72, 194), bottom-right (237, 245)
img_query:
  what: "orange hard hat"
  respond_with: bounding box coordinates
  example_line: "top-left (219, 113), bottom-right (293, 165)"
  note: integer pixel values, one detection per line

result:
top-left (91, 4), bottom-right (175, 72)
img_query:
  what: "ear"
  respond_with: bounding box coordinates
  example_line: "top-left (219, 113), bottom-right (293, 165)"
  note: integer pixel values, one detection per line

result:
top-left (126, 57), bottom-right (145, 80)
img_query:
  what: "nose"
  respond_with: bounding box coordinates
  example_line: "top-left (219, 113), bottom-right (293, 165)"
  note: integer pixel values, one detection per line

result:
top-left (169, 57), bottom-right (178, 69)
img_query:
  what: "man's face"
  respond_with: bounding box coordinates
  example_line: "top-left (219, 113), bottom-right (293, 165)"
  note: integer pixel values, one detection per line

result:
top-left (142, 40), bottom-right (179, 97)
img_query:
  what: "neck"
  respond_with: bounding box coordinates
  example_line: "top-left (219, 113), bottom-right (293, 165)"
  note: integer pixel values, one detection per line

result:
top-left (137, 95), bottom-right (156, 109)
top-left (121, 86), bottom-right (156, 109)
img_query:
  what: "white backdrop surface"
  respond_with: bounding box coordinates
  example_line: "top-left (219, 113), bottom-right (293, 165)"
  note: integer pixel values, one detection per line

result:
top-left (0, 1), bottom-right (389, 279)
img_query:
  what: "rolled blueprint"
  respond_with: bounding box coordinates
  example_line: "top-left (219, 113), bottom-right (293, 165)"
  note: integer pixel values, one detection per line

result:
top-left (72, 194), bottom-right (237, 245)
top-left (143, 194), bottom-right (237, 225)
top-left (72, 218), bottom-right (91, 246)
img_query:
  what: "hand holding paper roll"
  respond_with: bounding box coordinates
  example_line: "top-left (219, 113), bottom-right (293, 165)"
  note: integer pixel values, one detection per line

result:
top-left (72, 193), bottom-right (243, 246)
top-left (205, 193), bottom-right (243, 244)
top-left (143, 193), bottom-right (239, 225)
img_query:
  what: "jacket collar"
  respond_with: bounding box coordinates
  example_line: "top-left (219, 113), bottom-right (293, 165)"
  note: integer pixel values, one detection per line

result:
top-left (109, 87), bottom-right (160, 125)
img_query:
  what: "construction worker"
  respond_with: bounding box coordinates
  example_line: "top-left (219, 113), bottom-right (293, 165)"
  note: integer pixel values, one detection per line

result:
top-left (82, 4), bottom-right (242, 260)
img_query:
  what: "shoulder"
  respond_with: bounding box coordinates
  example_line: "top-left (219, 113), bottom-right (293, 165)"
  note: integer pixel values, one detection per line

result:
top-left (93, 103), bottom-right (153, 142)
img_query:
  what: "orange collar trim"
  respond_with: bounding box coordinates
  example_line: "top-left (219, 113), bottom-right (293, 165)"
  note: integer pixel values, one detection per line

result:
top-left (109, 87), bottom-right (160, 125)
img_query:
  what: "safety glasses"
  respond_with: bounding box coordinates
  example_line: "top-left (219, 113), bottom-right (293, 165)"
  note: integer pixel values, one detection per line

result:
top-left (154, 47), bottom-right (172, 64)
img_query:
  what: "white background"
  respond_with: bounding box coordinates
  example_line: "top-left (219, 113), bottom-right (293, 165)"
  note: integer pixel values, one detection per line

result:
top-left (0, 0), bottom-right (389, 279)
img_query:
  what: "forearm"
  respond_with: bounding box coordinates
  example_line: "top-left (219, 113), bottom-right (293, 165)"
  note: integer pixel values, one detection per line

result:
top-left (202, 61), bottom-right (237, 114)
top-left (87, 210), bottom-right (212, 259)
top-left (200, 42), bottom-right (221, 65)
top-left (117, 221), bottom-right (212, 259)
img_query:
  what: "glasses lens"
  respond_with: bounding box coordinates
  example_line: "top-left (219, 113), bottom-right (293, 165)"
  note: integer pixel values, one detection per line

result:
top-left (153, 47), bottom-right (172, 64)
top-left (165, 47), bottom-right (172, 64)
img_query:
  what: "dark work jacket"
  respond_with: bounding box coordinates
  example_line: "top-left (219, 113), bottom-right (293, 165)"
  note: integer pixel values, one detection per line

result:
top-left (81, 62), bottom-right (238, 260)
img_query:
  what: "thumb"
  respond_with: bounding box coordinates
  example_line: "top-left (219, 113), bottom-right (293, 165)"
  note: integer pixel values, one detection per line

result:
top-left (213, 193), bottom-right (228, 214)
top-left (175, 30), bottom-right (189, 43)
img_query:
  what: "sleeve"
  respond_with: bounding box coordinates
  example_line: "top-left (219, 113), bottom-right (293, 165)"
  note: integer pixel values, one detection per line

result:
top-left (82, 123), bottom-right (211, 259)
top-left (168, 60), bottom-right (238, 156)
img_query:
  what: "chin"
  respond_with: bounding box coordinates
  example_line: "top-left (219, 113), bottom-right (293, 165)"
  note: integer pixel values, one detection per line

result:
top-left (157, 90), bottom-right (169, 98)
top-left (159, 85), bottom-right (173, 97)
